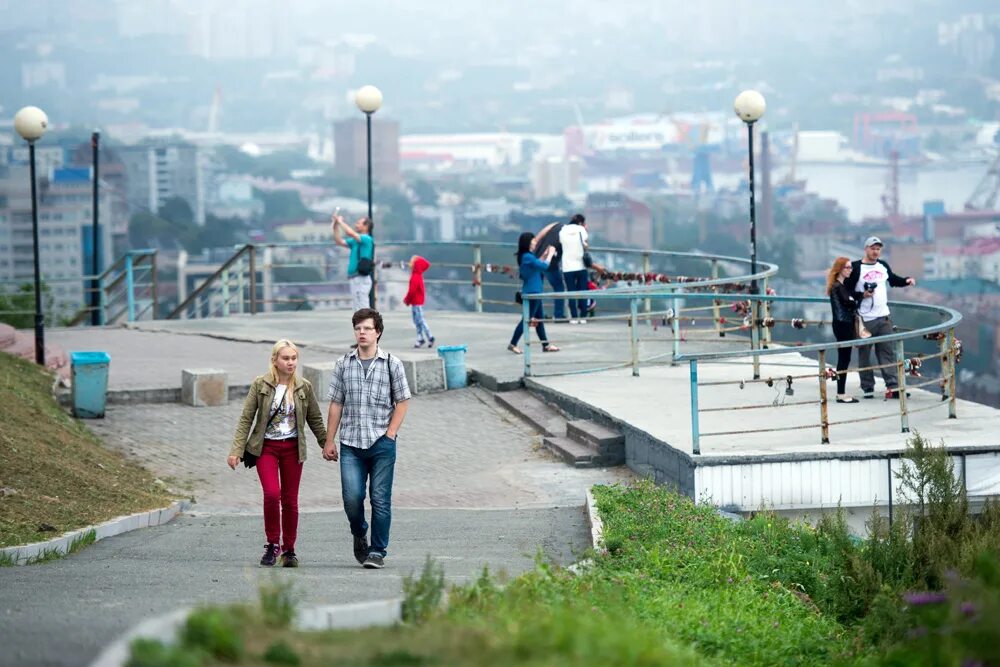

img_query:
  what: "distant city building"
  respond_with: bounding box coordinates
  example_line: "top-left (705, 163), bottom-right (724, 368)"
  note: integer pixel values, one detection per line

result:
top-left (584, 193), bottom-right (653, 249)
top-left (333, 118), bottom-right (401, 186)
top-left (118, 141), bottom-right (206, 224)
top-left (0, 164), bottom-right (113, 318)
top-left (531, 156), bottom-right (582, 200)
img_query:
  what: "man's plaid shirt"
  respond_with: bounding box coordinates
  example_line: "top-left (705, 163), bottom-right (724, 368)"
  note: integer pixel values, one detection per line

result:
top-left (327, 347), bottom-right (411, 450)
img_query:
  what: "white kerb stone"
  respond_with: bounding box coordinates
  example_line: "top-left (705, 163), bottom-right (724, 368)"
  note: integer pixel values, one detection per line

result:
top-left (181, 369), bottom-right (228, 407)
top-left (302, 362), bottom-right (339, 398)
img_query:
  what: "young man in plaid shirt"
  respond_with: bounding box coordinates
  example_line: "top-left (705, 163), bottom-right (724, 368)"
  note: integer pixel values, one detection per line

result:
top-left (323, 308), bottom-right (411, 569)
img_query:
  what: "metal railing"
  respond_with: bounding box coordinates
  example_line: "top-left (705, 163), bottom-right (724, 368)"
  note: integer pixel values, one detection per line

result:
top-left (0, 249), bottom-right (158, 327)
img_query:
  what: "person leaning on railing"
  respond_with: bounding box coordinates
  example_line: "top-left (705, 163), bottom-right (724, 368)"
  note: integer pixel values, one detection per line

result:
top-left (827, 256), bottom-right (861, 404)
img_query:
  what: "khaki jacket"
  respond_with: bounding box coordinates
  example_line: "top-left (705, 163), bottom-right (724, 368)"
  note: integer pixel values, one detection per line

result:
top-left (229, 375), bottom-right (327, 463)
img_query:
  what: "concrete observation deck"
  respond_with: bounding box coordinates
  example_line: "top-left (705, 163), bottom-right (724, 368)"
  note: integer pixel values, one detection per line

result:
top-left (52, 307), bottom-right (1000, 515)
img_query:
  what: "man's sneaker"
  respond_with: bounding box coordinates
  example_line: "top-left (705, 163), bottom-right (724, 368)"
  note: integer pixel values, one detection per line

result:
top-left (428, 337), bottom-right (435, 348)
top-left (362, 553), bottom-right (384, 569)
top-left (280, 550), bottom-right (299, 568)
top-left (862, 391), bottom-right (875, 399)
top-left (886, 390), bottom-right (911, 399)
top-left (260, 543), bottom-right (279, 567)
top-left (353, 534), bottom-right (369, 564)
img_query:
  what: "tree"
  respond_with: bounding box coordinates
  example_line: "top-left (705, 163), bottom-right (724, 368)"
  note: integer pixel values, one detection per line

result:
top-left (412, 179), bottom-right (439, 206)
top-left (158, 196), bottom-right (195, 226)
top-left (254, 189), bottom-right (312, 223)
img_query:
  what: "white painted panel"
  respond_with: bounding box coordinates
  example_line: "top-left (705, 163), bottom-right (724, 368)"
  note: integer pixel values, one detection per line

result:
top-left (966, 453), bottom-right (1000, 496)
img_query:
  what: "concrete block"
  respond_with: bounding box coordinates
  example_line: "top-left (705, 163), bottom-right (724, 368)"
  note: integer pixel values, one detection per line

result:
top-left (181, 369), bottom-right (228, 407)
top-left (302, 362), bottom-right (339, 399)
top-left (397, 355), bottom-right (445, 395)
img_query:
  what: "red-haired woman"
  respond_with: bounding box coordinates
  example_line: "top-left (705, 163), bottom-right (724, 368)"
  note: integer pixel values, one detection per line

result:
top-left (827, 257), bottom-right (861, 403)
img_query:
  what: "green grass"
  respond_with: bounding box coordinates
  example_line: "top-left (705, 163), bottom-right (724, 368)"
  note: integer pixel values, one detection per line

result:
top-left (0, 551), bottom-right (16, 567)
top-left (0, 352), bottom-right (175, 547)
top-left (127, 435), bottom-right (1000, 666)
top-left (22, 529), bottom-right (98, 565)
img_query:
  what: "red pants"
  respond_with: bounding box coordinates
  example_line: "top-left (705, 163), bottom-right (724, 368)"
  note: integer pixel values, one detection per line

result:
top-left (256, 438), bottom-right (303, 551)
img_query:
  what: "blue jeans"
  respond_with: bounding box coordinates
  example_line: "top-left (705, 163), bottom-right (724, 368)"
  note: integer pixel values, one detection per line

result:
top-left (340, 435), bottom-right (396, 557)
top-left (563, 270), bottom-right (588, 318)
top-left (546, 264), bottom-right (566, 319)
top-left (411, 305), bottom-right (433, 342)
top-left (510, 298), bottom-right (549, 347)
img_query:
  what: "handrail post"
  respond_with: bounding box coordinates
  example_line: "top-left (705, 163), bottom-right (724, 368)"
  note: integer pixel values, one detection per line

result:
top-left (948, 328), bottom-right (957, 419)
top-left (473, 244), bottom-right (483, 314)
top-left (221, 267), bottom-right (230, 316)
top-left (762, 276), bottom-right (772, 349)
top-left (125, 252), bottom-right (136, 322)
top-left (896, 339), bottom-right (909, 433)
top-left (711, 259), bottom-right (723, 337)
top-left (671, 293), bottom-right (680, 366)
top-left (522, 297), bottom-right (532, 377)
top-left (630, 298), bottom-right (639, 376)
top-left (237, 253), bottom-right (245, 314)
top-left (642, 252), bottom-right (651, 313)
top-left (690, 360), bottom-right (700, 455)
top-left (262, 245), bottom-right (273, 313)
top-left (751, 293), bottom-right (761, 380)
top-left (249, 245), bottom-right (258, 315)
top-left (150, 251), bottom-right (158, 319)
top-left (818, 349), bottom-right (830, 444)
top-left (97, 267), bottom-right (107, 326)
top-left (939, 333), bottom-right (949, 402)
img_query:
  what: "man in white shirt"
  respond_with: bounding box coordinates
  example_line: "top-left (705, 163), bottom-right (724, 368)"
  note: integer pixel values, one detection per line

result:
top-left (844, 236), bottom-right (916, 399)
top-left (558, 214), bottom-right (590, 324)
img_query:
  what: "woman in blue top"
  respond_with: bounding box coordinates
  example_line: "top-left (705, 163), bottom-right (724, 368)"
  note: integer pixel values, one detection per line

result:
top-left (508, 232), bottom-right (561, 354)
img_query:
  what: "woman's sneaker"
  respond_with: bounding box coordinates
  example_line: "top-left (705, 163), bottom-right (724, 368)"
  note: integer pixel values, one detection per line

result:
top-left (260, 543), bottom-right (279, 567)
top-left (280, 550), bottom-right (299, 568)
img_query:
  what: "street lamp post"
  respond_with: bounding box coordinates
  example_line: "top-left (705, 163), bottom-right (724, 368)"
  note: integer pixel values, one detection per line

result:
top-left (355, 85), bottom-right (383, 308)
top-left (734, 89), bottom-right (766, 379)
top-left (91, 130), bottom-right (101, 325)
top-left (14, 106), bottom-right (49, 366)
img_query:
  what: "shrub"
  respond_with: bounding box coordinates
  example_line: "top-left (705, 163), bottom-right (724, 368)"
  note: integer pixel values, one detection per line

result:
top-left (263, 640), bottom-right (301, 665)
top-left (402, 556), bottom-right (446, 624)
top-left (259, 578), bottom-right (297, 628)
top-left (126, 638), bottom-right (202, 667)
top-left (181, 607), bottom-right (243, 662)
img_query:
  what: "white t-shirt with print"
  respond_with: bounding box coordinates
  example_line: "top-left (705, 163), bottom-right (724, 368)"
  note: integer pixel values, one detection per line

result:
top-left (559, 225), bottom-right (589, 272)
top-left (853, 261), bottom-right (891, 321)
top-left (265, 384), bottom-right (297, 440)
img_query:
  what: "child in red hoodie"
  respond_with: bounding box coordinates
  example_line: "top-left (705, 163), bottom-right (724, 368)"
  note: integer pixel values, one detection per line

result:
top-left (403, 255), bottom-right (435, 348)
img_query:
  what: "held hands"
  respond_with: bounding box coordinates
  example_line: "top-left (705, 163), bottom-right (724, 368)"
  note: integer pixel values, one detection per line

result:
top-left (322, 440), bottom-right (339, 462)
top-left (906, 278), bottom-right (916, 286)
top-left (227, 455), bottom-right (239, 470)
top-left (542, 246), bottom-right (556, 261)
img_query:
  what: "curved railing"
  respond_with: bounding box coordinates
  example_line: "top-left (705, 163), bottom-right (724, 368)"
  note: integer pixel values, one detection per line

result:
top-left (70, 240), bottom-right (962, 450)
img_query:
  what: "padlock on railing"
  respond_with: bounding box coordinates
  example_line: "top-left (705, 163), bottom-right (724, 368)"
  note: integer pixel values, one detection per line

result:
top-left (785, 376), bottom-right (795, 396)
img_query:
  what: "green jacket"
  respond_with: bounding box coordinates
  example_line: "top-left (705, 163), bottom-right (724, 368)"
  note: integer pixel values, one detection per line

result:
top-left (229, 375), bottom-right (328, 463)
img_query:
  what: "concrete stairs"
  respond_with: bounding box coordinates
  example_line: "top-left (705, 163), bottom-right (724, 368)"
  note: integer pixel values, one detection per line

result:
top-left (494, 389), bottom-right (624, 468)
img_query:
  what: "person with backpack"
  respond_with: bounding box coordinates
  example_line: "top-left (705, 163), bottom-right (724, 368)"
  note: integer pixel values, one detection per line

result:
top-left (323, 308), bottom-right (411, 569)
top-left (332, 213), bottom-right (375, 311)
top-left (227, 339), bottom-right (328, 567)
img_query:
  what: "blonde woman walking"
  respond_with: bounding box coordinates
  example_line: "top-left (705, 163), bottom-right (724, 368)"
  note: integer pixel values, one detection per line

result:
top-left (228, 339), bottom-right (327, 567)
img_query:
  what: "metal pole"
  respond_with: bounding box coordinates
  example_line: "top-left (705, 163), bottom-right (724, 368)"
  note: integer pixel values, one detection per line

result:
top-left (896, 339), bottom-right (909, 433)
top-left (150, 251), bottom-right (159, 319)
top-left (522, 297), bottom-right (532, 377)
top-left (249, 245), bottom-right (258, 315)
top-left (91, 131), bottom-right (101, 325)
top-left (671, 294), bottom-right (680, 365)
top-left (690, 360), bottom-right (700, 455)
top-left (473, 244), bottom-right (483, 313)
top-left (642, 252), bottom-right (651, 314)
top-left (818, 349), bottom-right (830, 444)
top-left (887, 457), bottom-right (894, 528)
top-left (125, 253), bottom-right (136, 322)
top-left (366, 112), bottom-right (376, 309)
top-left (762, 276), bottom-right (771, 348)
top-left (711, 259), bottom-right (723, 338)
top-left (947, 328), bottom-right (957, 419)
top-left (629, 298), bottom-right (639, 376)
top-left (747, 122), bottom-right (760, 379)
top-left (28, 142), bottom-right (45, 366)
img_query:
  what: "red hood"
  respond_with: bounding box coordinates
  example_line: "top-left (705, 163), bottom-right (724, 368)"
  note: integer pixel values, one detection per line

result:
top-left (412, 256), bottom-right (430, 274)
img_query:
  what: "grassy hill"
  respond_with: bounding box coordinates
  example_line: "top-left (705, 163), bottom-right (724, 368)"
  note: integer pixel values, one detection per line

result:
top-left (0, 352), bottom-right (175, 548)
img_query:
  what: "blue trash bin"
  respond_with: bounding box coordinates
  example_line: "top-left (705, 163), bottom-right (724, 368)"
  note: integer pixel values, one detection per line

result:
top-left (436, 345), bottom-right (468, 390)
top-left (71, 351), bottom-right (111, 418)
